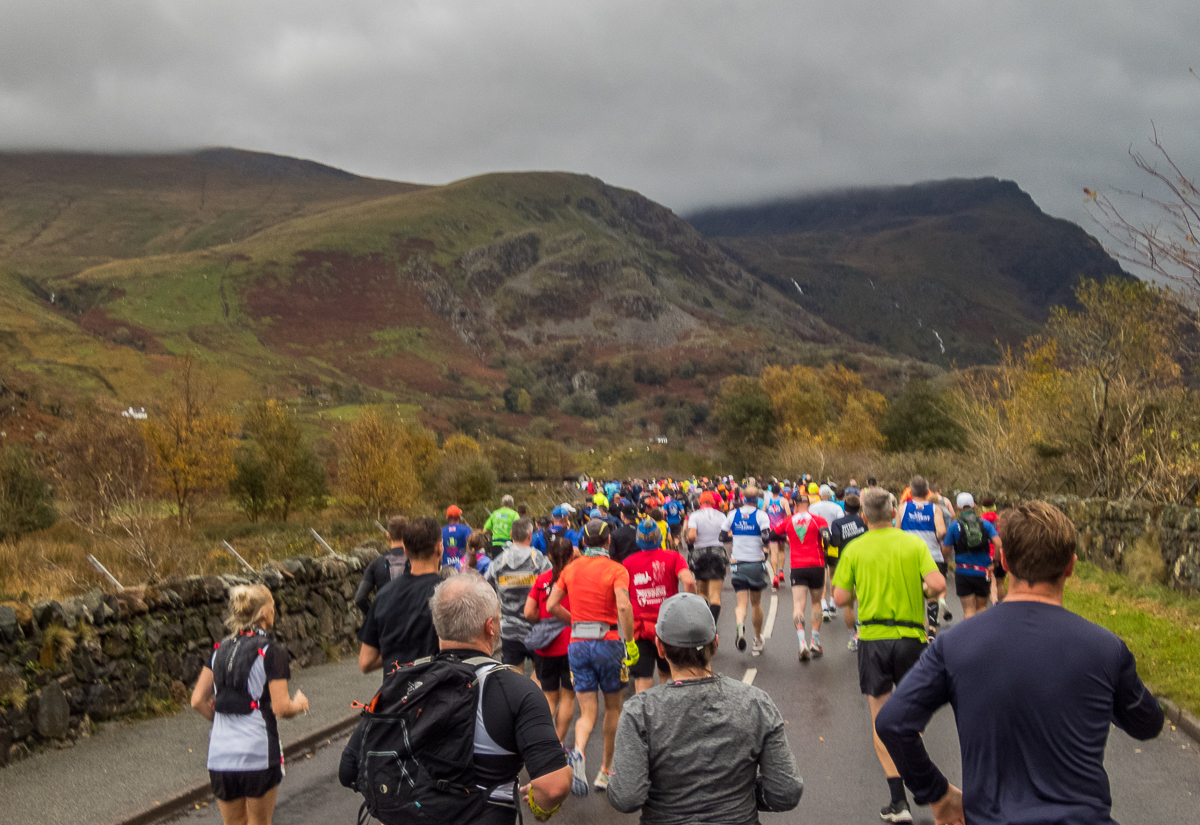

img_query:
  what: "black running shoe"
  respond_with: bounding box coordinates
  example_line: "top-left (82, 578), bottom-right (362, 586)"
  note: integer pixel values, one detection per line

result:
top-left (880, 798), bottom-right (913, 822)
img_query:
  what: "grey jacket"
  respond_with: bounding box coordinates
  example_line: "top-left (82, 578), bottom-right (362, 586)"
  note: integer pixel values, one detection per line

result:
top-left (608, 675), bottom-right (803, 825)
top-left (484, 541), bottom-right (551, 640)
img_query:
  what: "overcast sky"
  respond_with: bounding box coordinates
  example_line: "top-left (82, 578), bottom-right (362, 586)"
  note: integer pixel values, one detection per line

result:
top-left (2, 1), bottom-right (1197, 228)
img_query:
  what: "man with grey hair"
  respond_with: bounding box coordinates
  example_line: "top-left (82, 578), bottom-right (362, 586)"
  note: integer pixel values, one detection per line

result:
top-left (833, 486), bottom-right (946, 822)
top-left (485, 517), bottom-right (551, 675)
top-left (340, 574), bottom-right (572, 823)
top-left (485, 495), bottom-right (521, 555)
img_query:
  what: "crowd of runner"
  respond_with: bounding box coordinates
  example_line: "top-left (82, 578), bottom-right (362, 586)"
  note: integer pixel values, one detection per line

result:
top-left (191, 472), bottom-right (1165, 825)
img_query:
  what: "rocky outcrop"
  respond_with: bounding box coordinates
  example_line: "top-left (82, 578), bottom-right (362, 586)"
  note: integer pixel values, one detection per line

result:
top-left (0, 547), bottom-right (379, 767)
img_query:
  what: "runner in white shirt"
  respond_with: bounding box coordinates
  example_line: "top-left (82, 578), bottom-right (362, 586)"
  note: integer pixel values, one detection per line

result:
top-left (719, 486), bottom-right (772, 657)
top-left (685, 490), bottom-right (729, 624)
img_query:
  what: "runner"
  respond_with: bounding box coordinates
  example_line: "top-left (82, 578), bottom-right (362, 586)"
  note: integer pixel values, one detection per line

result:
top-left (610, 503), bottom-right (641, 564)
top-left (357, 518), bottom-right (442, 674)
top-left (441, 505), bottom-right (473, 572)
top-left (353, 515), bottom-right (408, 615)
top-left (685, 490), bottom-right (729, 623)
top-left (523, 536), bottom-right (579, 744)
top-left (549, 505), bottom-right (580, 548)
top-left (832, 487), bottom-right (946, 823)
top-left (763, 484), bottom-right (792, 591)
top-left (943, 492), bottom-right (1001, 619)
top-left (624, 519), bottom-right (696, 692)
top-left (896, 476), bottom-right (948, 637)
top-left (484, 518), bottom-right (551, 680)
top-left (547, 519), bottom-right (637, 796)
top-left (928, 484), bottom-right (956, 623)
top-left (662, 495), bottom-right (686, 551)
top-left (484, 495), bottom-right (520, 556)
top-left (979, 495), bottom-right (1006, 604)
top-left (810, 485), bottom-right (844, 621)
top-left (720, 485), bottom-right (772, 657)
top-left (783, 493), bottom-right (830, 662)
top-left (828, 494), bottom-right (868, 650)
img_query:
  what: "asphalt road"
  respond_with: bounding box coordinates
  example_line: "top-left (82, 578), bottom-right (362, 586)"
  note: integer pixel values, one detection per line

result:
top-left (169, 579), bottom-right (1200, 825)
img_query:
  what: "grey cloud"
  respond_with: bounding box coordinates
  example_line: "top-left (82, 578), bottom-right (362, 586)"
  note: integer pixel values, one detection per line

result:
top-left (1, 0), bottom-right (1197, 227)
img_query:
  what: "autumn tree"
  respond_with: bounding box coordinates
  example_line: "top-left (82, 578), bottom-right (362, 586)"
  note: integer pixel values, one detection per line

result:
top-left (143, 359), bottom-right (235, 528)
top-left (714, 375), bottom-right (777, 475)
top-left (231, 400), bottom-right (326, 522)
top-left (336, 408), bottom-right (436, 518)
top-left (761, 364), bottom-right (886, 451)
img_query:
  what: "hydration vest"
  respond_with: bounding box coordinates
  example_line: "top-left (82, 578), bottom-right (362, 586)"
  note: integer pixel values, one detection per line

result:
top-left (384, 551), bottom-right (407, 581)
top-left (212, 630), bottom-right (271, 716)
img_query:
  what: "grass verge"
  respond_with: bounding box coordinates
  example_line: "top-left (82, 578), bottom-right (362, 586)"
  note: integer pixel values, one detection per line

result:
top-left (1064, 561), bottom-right (1200, 717)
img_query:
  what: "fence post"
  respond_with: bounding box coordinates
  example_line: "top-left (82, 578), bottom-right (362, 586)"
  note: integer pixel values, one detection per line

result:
top-left (310, 528), bottom-right (335, 555)
top-left (85, 555), bottom-right (125, 593)
top-left (221, 541), bottom-right (257, 573)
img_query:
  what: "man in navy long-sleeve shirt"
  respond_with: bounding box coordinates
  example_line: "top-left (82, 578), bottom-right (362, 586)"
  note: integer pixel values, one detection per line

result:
top-left (876, 501), bottom-right (1163, 825)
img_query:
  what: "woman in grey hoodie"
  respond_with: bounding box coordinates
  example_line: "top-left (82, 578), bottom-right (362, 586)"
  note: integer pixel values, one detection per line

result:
top-left (608, 592), bottom-right (803, 825)
top-left (484, 517), bottom-right (551, 675)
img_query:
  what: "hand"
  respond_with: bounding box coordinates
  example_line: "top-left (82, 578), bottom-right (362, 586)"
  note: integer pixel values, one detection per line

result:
top-left (623, 639), bottom-right (640, 667)
top-left (293, 688), bottom-right (310, 713)
top-left (930, 784), bottom-right (964, 825)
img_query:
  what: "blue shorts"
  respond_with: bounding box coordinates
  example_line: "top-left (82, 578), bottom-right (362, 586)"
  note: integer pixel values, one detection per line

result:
top-left (568, 639), bottom-right (627, 694)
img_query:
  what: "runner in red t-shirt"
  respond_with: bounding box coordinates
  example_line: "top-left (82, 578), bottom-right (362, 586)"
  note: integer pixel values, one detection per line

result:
top-left (783, 494), bottom-right (829, 662)
top-left (523, 536), bottom-right (578, 743)
top-left (622, 527), bottom-right (696, 693)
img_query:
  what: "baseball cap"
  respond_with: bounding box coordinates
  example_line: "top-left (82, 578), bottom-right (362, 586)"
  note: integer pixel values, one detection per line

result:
top-left (581, 518), bottom-right (611, 546)
top-left (551, 505), bottom-right (569, 518)
top-left (957, 492), bottom-right (975, 509)
top-left (698, 491), bottom-right (715, 507)
top-left (808, 482), bottom-right (820, 495)
top-left (635, 519), bottom-right (663, 550)
top-left (560, 502), bottom-right (577, 514)
top-left (445, 505), bottom-right (462, 518)
top-left (656, 592), bottom-right (717, 647)
top-left (589, 508), bottom-right (602, 518)
top-left (818, 484), bottom-right (832, 498)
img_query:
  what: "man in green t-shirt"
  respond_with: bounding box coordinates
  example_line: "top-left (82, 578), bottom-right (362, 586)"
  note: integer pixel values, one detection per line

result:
top-left (484, 494), bottom-right (520, 555)
top-left (833, 486), bottom-right (945, 824)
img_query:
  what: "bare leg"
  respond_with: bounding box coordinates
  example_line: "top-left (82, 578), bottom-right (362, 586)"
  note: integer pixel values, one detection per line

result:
top-left (791, 584), bottom-right (809, 642)
top-left (555, 689), bottom-right (576, 743)
top-left (601, 691), bottom-right (624, 772)
top-left (245, 788), bottom-right (278, 825)
top-left (867, 693), bottom-right (899, 778)
top-left (750, 589), bottom-right (764, 639)
top-left (735, 589), bottom-right (749, 627)
top-left (217, 800), bottom-right (249, 825)
top-left (574, 691), bottom-right (599, 754)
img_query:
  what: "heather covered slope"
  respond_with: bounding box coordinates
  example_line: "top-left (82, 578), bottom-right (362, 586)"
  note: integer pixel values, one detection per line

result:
top-left (688, 178), bottom-right (1129, 365)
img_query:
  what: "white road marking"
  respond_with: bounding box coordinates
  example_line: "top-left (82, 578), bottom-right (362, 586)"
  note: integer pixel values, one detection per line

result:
top-left (742, 668), bottom-right (758, 685)
top-left (762, 593), bottom-right (779, 640)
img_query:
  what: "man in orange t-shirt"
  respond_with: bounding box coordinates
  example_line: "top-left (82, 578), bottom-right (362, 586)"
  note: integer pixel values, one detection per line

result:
top-left (548, 519), bottom-right (636, 797)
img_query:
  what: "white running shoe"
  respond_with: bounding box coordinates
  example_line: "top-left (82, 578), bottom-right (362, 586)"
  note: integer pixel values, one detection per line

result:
top-left (736, 623), bottom-right (747, 652)
top-left (751, 636), bottom-right (764, 656)
top-left (593, 768), bottom-right (610, 792)
top-left (799, 641), bottom-right (810, 662)
top-left (568, 748), bottom-right (588, 797)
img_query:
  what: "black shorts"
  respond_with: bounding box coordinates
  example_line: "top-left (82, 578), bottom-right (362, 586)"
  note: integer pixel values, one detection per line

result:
top-left (501, 638), bottom-right (540, 667)
top-left (790, 566), bottom-right (826, 590)
top-left (689, 547), bottom-right (728, 582)
top-left (628, 639), bottom-right (670, 679)
top-left (956, 575), bottom-right (991, 599)
top-left (936, 561), bottom-right (948, 576)
top-left (993, 561), bottom-right (1007, 580)
top-left (825, 554), bottom-right (839, 573)
top-left (856, 637), bottom-right (926, 697)
top-left (767, 529), bottom-right (787, 545)
top-left (669, 523), bottom-right (683, 537)
top-left (210, 766), bottom-right (282, 801)
top-left (731, 560), bottom-right (769, 592)
top-left (534, 653), bottom-right (572, 691)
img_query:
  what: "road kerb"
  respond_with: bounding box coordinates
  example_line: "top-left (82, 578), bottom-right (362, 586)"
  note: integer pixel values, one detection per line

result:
top-left (1156, 696), bottom-right (1200, 746)
top-left (111, 712), bottom-right (361, 825)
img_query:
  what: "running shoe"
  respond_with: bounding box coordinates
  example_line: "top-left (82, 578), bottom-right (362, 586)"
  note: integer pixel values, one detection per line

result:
top-left (772, 574), bottom-right (780, 590)
top-left (751, 636), bottom-right (764, 656)
top-left (593, 768), bottom-right (610, 792)
top-left (736, 623), bottom-right (747, 651)
top-left (567, 748), bottom-right (588, 797)
top-left (880, 798), bottom-right (913, 822)
top-left (848, 635), bottom-right (858, 652)
top-left (822, 608), bottom-right (832, 623)
top-left (810, 635), bottom-right (823, 658)
top-left (942, 606), bottom-right (954, 622)
top-left (799, 641), bottom-right (810, 662)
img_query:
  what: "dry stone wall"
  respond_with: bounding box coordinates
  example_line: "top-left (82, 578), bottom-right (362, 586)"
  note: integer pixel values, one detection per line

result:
top-left (0, 547), bottom-right (378, 767)
top-left (1043, 497), bottom-right (1200, 592)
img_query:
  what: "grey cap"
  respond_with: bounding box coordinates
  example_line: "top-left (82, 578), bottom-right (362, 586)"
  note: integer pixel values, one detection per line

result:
top-left (656, 592), bottom-right (717, 647)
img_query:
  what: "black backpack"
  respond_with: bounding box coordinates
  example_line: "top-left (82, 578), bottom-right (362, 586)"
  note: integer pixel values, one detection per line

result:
top-left (954, 511), bottom-right (990, 555)
top-left (212, 631), bottom-right (270, 715)
top-left (351, 653), bottom-right (511, 824)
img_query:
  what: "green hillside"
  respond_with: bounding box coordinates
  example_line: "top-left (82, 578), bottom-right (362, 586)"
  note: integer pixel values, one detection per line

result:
top-left (688, 178), bottom-right (1129, 365)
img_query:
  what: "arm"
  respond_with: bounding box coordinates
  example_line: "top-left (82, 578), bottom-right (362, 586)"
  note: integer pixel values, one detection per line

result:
top-left (755, 713), bottom-right (804, 812)
top-left (607, 699), bottom-right (650, 813)
top-left (922, 569), bottom-right (946, 600)
top-left (359, 643), bottom-right (383, 674)
top-left (687, 524), bottom-right (697, 543)
top-left (615, 588), bottom-right (635, 643)
top-left (934, 505), bottom-right (947, 541)
top-left (833, 586), bottom-right (856, 609)
top-left (678, 568), bottom-right (697, 594)
top-left (523, 594), bottom-right (541, 623)
top-left (874, 639), bottom-right (954, 807)
top-left (267, 679), bottom-right (309, 718)
top-left (353, 559), bottom-right (380, 615)
top-left (547, 585), bottom-right (571, 624)
top-left (1111, 643), bottom-right (1165, 740)
top-left (190, 667), bottom-right (215, 722)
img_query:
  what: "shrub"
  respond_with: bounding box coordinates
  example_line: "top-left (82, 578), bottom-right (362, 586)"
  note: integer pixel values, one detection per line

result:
top-left (0, 444), bottom-right (56, 542)
top-left (435, 454), bottom-right (499, 507)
